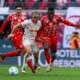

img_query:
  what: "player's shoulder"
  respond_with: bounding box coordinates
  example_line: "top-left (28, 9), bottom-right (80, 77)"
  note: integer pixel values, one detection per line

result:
top-left (7, 14), bottom-right (14, 19)
top-left (54, 14), bottom-right (61, 18)
top-left (8, 14), bottom-right (16, 18)
top-left (23, 19), bottom-right (31, 24)
top-left (54, 13), bottom-right (63, 20)
top-left (10, 13), bottom-right (15, 16)
top-left (41, 15), bottom-right (47, 20)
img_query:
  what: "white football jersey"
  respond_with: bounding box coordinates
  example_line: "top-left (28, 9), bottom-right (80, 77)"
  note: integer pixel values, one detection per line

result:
top-left (21, 19), bottom-right (41, 39)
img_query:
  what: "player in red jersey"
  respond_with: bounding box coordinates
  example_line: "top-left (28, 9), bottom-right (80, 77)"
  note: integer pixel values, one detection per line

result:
top-left (36, 7), bottom-right (80, 72)
top-left (0, 4), bottom-right (35, 73)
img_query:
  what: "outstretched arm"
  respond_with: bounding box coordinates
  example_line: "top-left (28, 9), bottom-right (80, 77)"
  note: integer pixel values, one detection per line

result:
top-left (59, 16), bottom-right (78, 27)
top-left (8, 23), bottom-right (21, 39)
top-left (11, 20), bottom-right (28, 34)
top-left (0, 15), bottom-right (11, 33)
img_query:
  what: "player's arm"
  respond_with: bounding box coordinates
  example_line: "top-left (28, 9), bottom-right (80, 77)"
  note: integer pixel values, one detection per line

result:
top-left (36, 18), bottom-right (43, 38)
top-left (35, 18), bottom-right (48, 41)
top-left (0, 15), bottom-right (11, 33)
top-left (7, 23), bottom-right (21, 39)
top-left (59, 16), bottom-right (78, 27)
top-left (11, 20), bottom-right (28, 34)
top-left (11, 23), bottom-right (21, 34)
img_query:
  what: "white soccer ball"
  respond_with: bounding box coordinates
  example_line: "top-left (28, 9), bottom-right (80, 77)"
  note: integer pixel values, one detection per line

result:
top-left (9, 66), bottom-right (19, 75)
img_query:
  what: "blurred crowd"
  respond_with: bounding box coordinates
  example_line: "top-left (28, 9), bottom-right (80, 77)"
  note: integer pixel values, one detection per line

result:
top-left (0, 0), bottom-right (80, 10)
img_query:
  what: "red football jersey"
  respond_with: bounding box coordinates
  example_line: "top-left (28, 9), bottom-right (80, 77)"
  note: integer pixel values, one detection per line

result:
top-left (0, 13), bottom-right (26, 34)
top-left (37, 14), bottom-right (77, 38)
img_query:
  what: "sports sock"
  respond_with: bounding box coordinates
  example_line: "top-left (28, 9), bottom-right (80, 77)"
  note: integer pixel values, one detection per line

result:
top-left (27, 59), bottom-right (34, 70)
top-left (2, 51), bottom-right (20, 57)
top-left (51, 51), bottom-right (56, 63)
top-left (44, 49), bottom-right (51, 64)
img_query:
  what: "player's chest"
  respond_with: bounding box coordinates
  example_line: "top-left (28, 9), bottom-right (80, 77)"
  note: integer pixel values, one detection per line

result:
top-left (44, 17), bottom-right (59, 28)
top-left (11, 16), bottom-right (24, 24)
top-left (27, 23), bottom-right (40, 30)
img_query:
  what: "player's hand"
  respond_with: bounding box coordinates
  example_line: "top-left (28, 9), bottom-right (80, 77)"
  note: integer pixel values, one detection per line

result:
top-left (40, 36), bottom-right (50, 40)
top-left (30, 29), bottom-right (38, 32)
top-left (76, 24), bottom-right (80, 29)
top-left (7, 33), bottom-right (13, 39)
top-left (39, 36), bottom-right (50, 42)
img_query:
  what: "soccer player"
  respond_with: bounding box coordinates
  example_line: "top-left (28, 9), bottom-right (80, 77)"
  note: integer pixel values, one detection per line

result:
top-left (35, 7), bottom-right (80, 72)
top-left (0, 4), bottom-right (35, 73)
top-left (9, 12), bottom-right (41, 73)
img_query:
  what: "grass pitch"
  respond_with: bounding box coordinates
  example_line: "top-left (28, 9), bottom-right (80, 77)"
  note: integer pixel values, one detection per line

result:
top-left (0, 65), bottom-right (80, 80)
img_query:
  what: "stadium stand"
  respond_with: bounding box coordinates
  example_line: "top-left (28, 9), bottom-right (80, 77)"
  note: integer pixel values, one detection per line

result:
top-left (2, 0), bottom-right (79, 10)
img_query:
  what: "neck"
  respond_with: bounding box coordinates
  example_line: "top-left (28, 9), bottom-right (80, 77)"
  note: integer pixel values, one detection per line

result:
top-left (32, 19), bottom-right (37, 23)
top-left (16, 13), bottom-right (21, 17)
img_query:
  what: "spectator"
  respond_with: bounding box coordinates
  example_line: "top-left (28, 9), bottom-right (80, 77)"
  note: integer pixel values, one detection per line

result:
top-left (4, 0), bottom-right (16, 9)
top-left (70, 32), bottom-right (80, 49)
top-left (56, 0), bottom-right (76, 9)
top-left (16, 0), bottom-right (25, 9)
top-left (47, 0), bottom-right (56, 8)
top-left (76, 0), bottom-right (80, 7)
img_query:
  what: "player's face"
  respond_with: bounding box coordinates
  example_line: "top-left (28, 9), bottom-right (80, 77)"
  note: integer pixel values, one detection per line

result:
top-left (32, 13), bottom-right (39, 23)
top-left (48, 10), bottom-right (54, 21)
top-left (16, 7), bottom-right (22, 15)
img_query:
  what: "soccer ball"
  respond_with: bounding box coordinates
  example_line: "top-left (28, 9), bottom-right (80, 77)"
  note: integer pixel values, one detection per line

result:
top-left (9, 66), bottom-right (19, 75)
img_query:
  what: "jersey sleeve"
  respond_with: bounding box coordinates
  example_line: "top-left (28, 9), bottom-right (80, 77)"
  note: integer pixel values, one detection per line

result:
top-left (21, 20), bottom-right (29, 28)
top-left (36, 18), bottom-right (44, 38)
top-left (0, 15), bottom-right (11, 33)
top-left (59, 15), bottom-right (77, 27)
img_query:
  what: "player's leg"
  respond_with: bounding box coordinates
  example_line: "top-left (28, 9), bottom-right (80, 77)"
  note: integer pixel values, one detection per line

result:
top-left (33, 52), bottom-right (41, 72)
top-left (21, 55), bottom-right (26, 73)
top-left (0, 35), bottom-right (23, 62)
top-left (50, 35), bottom-right (58, 65)
top-left (32, 41), bottom-right (41, 72)
top-left (22, 39), bottom-right (35, 73)
top-left (42, 40), bottom-right (52, 72)
top-left (0, 50), bottom-right (21, 62)
top-left (11, 35), bottom-right (28, 73)
top-left (51, 50), bottom-right (56, 64)
top-left (14, 39), bottom-right (34, 73)
top-left (25, 45), bottom-right (36, 73)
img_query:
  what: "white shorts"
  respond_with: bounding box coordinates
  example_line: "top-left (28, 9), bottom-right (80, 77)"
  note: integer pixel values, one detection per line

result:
top-left (23, 36), bottom-right (39, 53)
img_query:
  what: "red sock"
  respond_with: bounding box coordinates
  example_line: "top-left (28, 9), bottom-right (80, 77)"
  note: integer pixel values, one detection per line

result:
top-left (2, 51), bottom-right (20, 57)
top-left (51, 56), bottom-right (56, 63)
top-left (44, 49), bottom-right (51, 64)
top-left (27, 59), bottom-right (34, 70)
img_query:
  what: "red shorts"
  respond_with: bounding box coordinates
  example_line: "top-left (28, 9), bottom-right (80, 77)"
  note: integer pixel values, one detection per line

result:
top-left (36, 31), bottom-right (58, 51)
top-left (42, 35), bottom-right (58, 52)
top-left (11, 33), bottom-right (24, 50)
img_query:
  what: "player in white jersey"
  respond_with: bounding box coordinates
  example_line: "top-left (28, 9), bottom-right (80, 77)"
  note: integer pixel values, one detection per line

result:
top-left (9, 12), bottom-right (41, 73)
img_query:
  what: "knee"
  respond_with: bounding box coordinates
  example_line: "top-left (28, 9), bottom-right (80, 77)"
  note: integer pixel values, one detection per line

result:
top-left (34, 52), bottom-right (39, 58)
top-left (43, 42), bottom-right (49, 49)
top-left (26, 48), bottom-right (32, 54)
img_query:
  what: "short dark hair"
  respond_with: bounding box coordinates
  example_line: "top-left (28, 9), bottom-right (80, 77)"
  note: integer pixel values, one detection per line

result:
top-left (48, 7), bottom-right (54, 11)
top-left (73, 32), bottom-right (79, 35)
top-left (15, 4), bottom-right (23, 8)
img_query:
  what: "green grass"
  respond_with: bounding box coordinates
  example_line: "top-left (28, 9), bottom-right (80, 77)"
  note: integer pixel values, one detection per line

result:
top-left (0, 65), bottom-right (80, 80)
